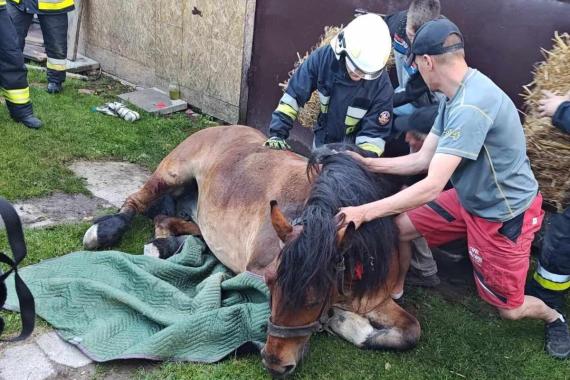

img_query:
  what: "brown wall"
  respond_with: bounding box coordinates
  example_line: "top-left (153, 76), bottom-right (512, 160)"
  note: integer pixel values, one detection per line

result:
top-left (80, 0), bottom-right (255, 123)
top-left (246, 0), bottom-right (570, 149)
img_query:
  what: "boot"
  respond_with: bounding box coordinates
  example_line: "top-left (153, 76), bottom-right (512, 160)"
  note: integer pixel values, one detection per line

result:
top-left (18, 115), bottom-right (43, 129)
top-left (545, 316), bottom-right (570, 359)
top-left (47, 81), bottom-right (63, 94)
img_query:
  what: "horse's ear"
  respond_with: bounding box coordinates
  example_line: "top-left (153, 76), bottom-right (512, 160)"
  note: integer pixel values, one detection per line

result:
top-left (270, 200), bottom-right (293, 242)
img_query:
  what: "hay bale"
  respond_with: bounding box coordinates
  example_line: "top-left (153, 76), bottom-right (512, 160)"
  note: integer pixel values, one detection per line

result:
top-left (280, 26), bottom-right (394, 129)
top-left (522, 32), bottom-right (570, 212)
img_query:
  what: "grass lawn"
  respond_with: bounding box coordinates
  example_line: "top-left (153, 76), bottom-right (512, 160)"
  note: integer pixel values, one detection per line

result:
top-left (1, 72), bottom-right (569, 379)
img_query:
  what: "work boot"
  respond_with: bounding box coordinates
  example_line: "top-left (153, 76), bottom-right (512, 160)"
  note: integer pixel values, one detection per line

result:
top-left (545, 316), bottom-right (570, 359)
top-left (47, 82), bottom-right (63, 94)
top-left (405, 269), bottom-right (441, 288)
top-left (18, 115), bottom-right (43, 129)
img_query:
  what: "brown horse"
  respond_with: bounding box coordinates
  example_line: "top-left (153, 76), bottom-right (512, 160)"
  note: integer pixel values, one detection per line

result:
top-left (82, 125), bottom-right (420, 377)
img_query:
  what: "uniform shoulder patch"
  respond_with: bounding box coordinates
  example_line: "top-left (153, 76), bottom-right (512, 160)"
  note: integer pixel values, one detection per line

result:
top-left (378, 111), bottom-right (391, 126)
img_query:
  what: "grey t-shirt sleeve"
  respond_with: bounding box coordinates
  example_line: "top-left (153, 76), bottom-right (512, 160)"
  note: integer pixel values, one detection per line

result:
top-left (436, 105), bottom-right (492, 160)
top-left (430, 102), bottom-right (446, 136)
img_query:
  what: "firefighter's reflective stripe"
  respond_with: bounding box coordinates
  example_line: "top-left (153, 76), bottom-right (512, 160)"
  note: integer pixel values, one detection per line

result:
top-left (47, 57), bottom-right (67, 71)
top-left (356, 135), bottom-right (385, 156)
top-left (276, 93), bottom-right (299, 121)
top-left (345, 106), bottom-right (367, 134)
top-left (38, 0), bottom-right (74, 11)
top-left (318, 90), bottom-right (330, 114)
top-left (2, 87), bottom-right (30, 104)
top-left (534, 262), bottom-right (570, 291)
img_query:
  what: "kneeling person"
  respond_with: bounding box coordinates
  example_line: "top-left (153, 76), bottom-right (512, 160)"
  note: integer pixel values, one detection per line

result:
top-left (265, 14), bottom-right (393, 157)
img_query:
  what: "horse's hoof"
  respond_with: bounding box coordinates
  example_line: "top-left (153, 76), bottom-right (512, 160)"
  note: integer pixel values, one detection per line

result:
top-left (83, 224), bottom-right (100, 250)
top-left (145, 236), bottom-right (187, 259)
top-left (82, 213), bottom-right (133, 250)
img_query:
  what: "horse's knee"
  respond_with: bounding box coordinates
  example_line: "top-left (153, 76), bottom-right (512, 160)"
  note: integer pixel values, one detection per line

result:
top-left (83, 212), bottom-right (134, 250)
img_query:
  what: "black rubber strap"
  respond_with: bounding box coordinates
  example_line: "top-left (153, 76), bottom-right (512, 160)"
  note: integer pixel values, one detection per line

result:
top-left (0, 197), bottom-right (35, 341)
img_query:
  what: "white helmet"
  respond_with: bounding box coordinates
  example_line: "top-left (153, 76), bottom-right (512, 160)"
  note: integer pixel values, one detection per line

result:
top-left (330, 13), bottom-right (391, 80)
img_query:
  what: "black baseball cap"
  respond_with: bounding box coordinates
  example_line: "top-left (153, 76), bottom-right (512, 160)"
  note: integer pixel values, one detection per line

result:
top-left (408, 18), bottom-right (464, 63)
top-left (394, 104), bottom-right (439, 134)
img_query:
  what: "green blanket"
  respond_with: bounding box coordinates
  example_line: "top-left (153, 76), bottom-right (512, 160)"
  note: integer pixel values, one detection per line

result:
top-left (5, 236), bottom-right (270, 363)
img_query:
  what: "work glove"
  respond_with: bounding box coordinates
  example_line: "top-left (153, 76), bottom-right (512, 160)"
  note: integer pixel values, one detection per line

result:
top-left (264, 136), bottom-right (291, 151)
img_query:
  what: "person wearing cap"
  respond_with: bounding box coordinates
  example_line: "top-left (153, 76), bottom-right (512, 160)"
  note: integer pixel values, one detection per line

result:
top-left (337, 18), bottom-right (569, 358)
top-left (384, 0), bottom-right (443, 287)
top-left (393, 105), bottom-right (441, 288)
top-left (524, 89), bottom-right (570, 359)
top-left (264, 13), bottom-right (393, 157)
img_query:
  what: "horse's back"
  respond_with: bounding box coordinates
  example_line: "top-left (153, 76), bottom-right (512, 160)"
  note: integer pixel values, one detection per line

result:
top-left (172, 125), bottom-right (311, 274)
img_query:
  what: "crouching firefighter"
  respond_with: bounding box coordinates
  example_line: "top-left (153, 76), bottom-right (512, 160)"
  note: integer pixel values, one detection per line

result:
top-left (8, 0), bottom-right (74, 94)
top-left (0, 0), bottom-right (42, 129)
top-left (265, 13), bottom-right (394, 156)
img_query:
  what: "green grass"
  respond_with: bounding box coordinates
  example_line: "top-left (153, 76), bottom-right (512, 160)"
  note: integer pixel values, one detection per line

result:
top-left (1, 73), bottom-right (570, 379)
top-left (0, 69), bottom-right (209, 201)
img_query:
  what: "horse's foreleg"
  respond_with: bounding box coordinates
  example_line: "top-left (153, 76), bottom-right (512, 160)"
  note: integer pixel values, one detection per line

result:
top-left (83, 166), bottom-right (183, 250)
top-left (143, 216), bottom-right (202, 259)
top-left (327, 299), bottom-right (420, 350)
top-left (154, 215), bottom-right (201, 238)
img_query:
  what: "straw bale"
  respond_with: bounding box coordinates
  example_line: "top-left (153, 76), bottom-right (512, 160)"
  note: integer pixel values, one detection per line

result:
top-left (522, 32), bottom-right (570, 211)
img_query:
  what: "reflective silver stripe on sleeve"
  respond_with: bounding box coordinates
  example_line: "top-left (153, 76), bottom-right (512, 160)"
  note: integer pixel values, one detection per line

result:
top-left (347, 106), bottom-right (367, 119)
top-left (280, 93), bottom-right (299, 111)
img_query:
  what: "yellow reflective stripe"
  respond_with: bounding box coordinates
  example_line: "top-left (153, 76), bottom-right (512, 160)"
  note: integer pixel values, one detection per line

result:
top-left (534, 272), bottom-right (570, 291)
top-left (358, 143), bottom-right (383, 156)
top-left (276, 103), bottom-right (298, 120)
top-left (345, 115), bottom-right (360, 127)
top-left (346, 126), bottom-right (357, 135)
top-left (2, 87), bottom-right (30, 104)
top-left (47, 60), bottom-right (67, 71)
top-left (0, 0), bottom-right (6, 6)
top-left (38, 0), bottom-right (74, 10)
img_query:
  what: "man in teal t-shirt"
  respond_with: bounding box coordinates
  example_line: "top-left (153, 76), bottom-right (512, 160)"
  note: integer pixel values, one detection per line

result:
top-left (337, 18), bottom-right (569, 358)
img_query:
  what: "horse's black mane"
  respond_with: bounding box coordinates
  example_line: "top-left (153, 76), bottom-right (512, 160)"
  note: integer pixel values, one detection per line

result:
top-left (277, 144), bottom-right (399, 310)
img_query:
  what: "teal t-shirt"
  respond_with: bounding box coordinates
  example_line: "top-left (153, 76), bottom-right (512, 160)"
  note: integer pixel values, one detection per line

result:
top-left (431, 69), bottom-right (538, 222)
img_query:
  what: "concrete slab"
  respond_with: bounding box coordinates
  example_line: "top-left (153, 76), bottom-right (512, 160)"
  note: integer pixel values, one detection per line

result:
top-left (0, 193), bottom-right (112, 230)
top-left (118, 87), bottom-right (187, 115)
top-left (67, 54), bottom-right (101, 73)
top-left (69, 161), bottom-right (151, 208)
top-left (0, 343), bottom-right (55, 380)
top-left (36, 332), bottom-right (93, 369)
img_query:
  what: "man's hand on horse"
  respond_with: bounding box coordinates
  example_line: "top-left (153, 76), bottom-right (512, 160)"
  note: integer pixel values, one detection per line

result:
top-left (336, 205), bottom-right (369, 230)
top-left (264, 136), bottom-right (292, 151)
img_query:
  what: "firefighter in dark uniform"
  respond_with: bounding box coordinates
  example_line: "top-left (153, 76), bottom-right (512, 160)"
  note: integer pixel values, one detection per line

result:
top-left (0, 0), bottom-right (42, 129)
top-left (264, 14), bottom-right (394, 157)
top-left (8, 0), bottom-right (74, 94)
top-left (526, 90), bottom-right (570, 359)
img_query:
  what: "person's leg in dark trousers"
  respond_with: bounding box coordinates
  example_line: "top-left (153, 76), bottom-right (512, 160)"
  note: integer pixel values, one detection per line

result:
top-left (0, 8), bottom-right (41, 129)
top-left (38, 13), bottom-right (68, 93)
top-left (6, 4), bottom-right (34, 51)
top-left (527, 207), bottom-right (570, 358)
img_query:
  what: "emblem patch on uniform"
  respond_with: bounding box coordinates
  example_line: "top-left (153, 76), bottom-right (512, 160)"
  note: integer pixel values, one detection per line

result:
top-left (378, 111), bottom-right (391, 126)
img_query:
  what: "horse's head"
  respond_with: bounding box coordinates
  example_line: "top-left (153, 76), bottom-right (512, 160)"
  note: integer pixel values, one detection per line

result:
top-left (261, 150), bottom-right (398, 377)
top-left (261, 201), bottom-right (351, 377)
